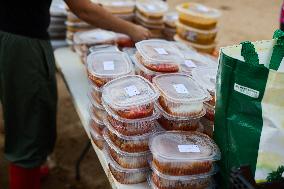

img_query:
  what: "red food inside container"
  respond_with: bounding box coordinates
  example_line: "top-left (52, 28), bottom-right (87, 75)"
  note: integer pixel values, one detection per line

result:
top-left (115, 103), bottom-right (154, 119)
top-left (153, 158), bottom-right (213, 176)
top-left (158, 116), bottom-right (199, 131)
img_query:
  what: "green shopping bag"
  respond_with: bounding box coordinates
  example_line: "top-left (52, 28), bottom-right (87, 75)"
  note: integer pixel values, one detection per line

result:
top-left (214, 30), bottom-right (284, 188)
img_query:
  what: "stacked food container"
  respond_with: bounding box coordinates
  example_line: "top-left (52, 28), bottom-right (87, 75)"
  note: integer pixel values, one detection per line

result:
top-left (163, 12), bottom-right (178, 41)
top-left (148, 131), bottom-right (221, 189)
top-left (99, 0), bottom-right (135, 21)
top-left (192, 66), bottom-right (218, 137)
top-left (133, 39), bottom-right (184, 82)
top-left (86, 50), bottom-right (134, 150)
top-left (175, 3), bottom-right (221, 54)
top-left (65, 8), bottom-right (94, 46)
top-left (48, 1), bottom-right (67, 40)
top-left (135, 0), bottom-right (168, 38)
top-left (73, 29), bottom-right (117, 63)
top-left (152, 73), bottom-right (210, 132)
top-left (101, 75), bottom-right (162, 184)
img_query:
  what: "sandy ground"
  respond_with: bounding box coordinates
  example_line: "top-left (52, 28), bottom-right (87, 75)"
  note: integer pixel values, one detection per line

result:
top-left (0, 0), bottom-right (282, 188)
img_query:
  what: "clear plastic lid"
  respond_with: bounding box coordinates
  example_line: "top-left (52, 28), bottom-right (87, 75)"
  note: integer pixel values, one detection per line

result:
top-left (102, 102), bottom-right (160, 123)
top-left (149, 131), bottom-right (221, 162)
top-left (176, 2), bottom-right (221, 19)
top-left (103, 128), bottom-right (150, 157)
top-left (192, 66), bottom-right (218, 94)
top-left (155, 102), bottom-right (206, 120)
top-left (73, 29), bottom-right (116, 45)
top-left (87, 51), bottom-right (133, 80)
top-left (100, 0), bottom-right (135, 8)
top-left (136, 0), bottom-right (168, 16)
top-left (164, 12), bottom-right (178, 27)
top-left (136, 40), bottom-right (184, 64)
top-left (153, 74), bottom-right (210, 104)
top-left (104, 117), bottom-right (160, 140)
top-left (102, 75), bottom-right (159, 109)
top-left (150, 161), bottom-right (218, 180)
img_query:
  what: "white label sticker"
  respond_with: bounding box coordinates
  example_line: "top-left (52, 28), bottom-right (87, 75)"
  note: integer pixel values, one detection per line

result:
top-left (234, 83), bottom-right (259, 98)
top-left (103, 61), bottom-right (115, 71)
top-left (184, 60), bottom-right (197, 68)
top-left (154, 48), bottom-right (168, 55)
top-left (124, 85), bottom-right (140, 97)
top-left (173, 84), bottom-right (189, 94)
top-left (178, 145), bottom-right (200, 153)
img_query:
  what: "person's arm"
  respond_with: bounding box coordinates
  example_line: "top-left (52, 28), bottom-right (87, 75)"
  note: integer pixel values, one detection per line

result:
top-left (65, 0), bottom-right (151, 42)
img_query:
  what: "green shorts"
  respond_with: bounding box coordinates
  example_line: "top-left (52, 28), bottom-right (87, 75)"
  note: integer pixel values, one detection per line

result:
top-left (0, 31), bottom-right (57, 168)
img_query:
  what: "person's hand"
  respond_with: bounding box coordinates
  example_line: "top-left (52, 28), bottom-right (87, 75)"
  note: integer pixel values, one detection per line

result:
top-left (128, 25), bottom-right (152, 42)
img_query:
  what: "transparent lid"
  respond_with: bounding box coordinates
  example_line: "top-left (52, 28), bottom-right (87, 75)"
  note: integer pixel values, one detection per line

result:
top-left (164, 12), bottom-right (178, 25)
top-left (192, 66), bottom-right (217, 94)
top-left (171, 41), bottom-right (197, 59)
top-left (100, 0), bottom-right (135, 8)
top-left (87, 51), bottom-right (133, 79)
top-left (155, 102), bottom-right (206, 120)
top-left (102, 75), bottom-right (159, 109)
top-left (102, 128), bottom-right (150, 157)
top-left (150, 161), bottom-right (218, 180)
top-left (136, 40), bottom-right (184, 64)
top-left (136, 0), bottom-right (168, 15)
top-left (176, 2), bottom-right (221, 19)
top-left (180, 53), bottom-right (217, 73)
top-left (153, 74), bottom-right (210, 104)
top-left (104, 143), bottom-right (151, 172)
top-left (150, 131), bottom-right (221, 162)
top-left (73, 29), bottom-right (116, 45)
top-left (102, 102), bottom-right (160, 123)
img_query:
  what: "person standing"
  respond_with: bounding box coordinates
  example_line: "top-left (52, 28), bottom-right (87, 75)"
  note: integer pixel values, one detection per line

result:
top-left (0, 0), bottom-right (151, 189)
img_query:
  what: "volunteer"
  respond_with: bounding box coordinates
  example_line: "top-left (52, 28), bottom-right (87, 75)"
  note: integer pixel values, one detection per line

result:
top-left (0, 0), bottom-right (151, 189)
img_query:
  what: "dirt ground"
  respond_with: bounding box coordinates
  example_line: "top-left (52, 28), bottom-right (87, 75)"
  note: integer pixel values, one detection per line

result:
top-left (0, 0), bottom-right (282, 189)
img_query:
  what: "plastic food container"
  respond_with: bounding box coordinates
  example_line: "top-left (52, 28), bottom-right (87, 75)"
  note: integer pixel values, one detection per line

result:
top-left (135, 16), bottom-right (165, 30)
top-left (174, 35), bottom-right (216, 54)
top-left (103, 129), bottom-right (151, 168)
top-left (136, 11), bottom-right (164, 25)
top-left (149, 131), bottom-right (221, 176)
top-left (180, 53), bottom-right (217, 75)
top-left (87, 51), bottom-right (133, 88)
top-left (131, 55), bottom-right (163, 82)
top-left (204, 102), bottom-right (215, 122)
top-left (88, 45), bottom-right (119, 55)
top-left (102, 75), bottom-right (159, 119)
top-left (164, 12), bottom-right (178, 28)
top-left (176, 21), bottom-right (217, 45)
top-left (115, 33), bottom-right (134, 48)
top-left (89, 123), bottom-right (105, 150)
top-left (104, 102), bottom-right (160, 136)
top-left (135, 40), bottom-right (184, 73)
top-left (89, 81), bottom-right (102, 105)
top-left (105, 147), bottom-right (150, 184)
top-left (156, 102), bottom-right (204, 132)
top-left (192, 66), bottom-right (217, 107)
top-left (104, 119), bottom-right (159, 153)
top-left (200, 117), bottom-right (214, 138)
top-left (73, 29), bottom-right (116, 45)
top-left (136, 0), bottom-right (168, 19)
top-left (88, 92), bottom-right (106, 123)
top-left (176, 2), bottom-right (221, 30)
top-left (153, 74), bottom-right (210, 117)
top-left (149, 162), bottom-right (216, 189)
top-left (100, 0), bottom-right (135, 14)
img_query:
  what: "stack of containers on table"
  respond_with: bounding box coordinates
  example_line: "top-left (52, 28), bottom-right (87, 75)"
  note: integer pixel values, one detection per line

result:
top-left (65, 7), bottom-right (94, 46)
top-left (148, 131), bottom-right (221, 189)
top-left (86, 50), bottom-right (134, 150)
top-left (163, 12), bottom-right (178, 41)
top-left (101, 75), bottom-right (162, 184)
top-left (73, 29), bottom-right (117, 63)
top-left (192, 66), bottom-right (218, 138)
top-left (152, 73), bottom-right (210, 133)
top-left (49, 1), bottom-right (67, 40)
top-left (132, 40), bottom-right (184, 82)
top-left (135, 0), bottom-right (168, 39)
top-left (99, 0), bottom-right (135, 21)
top-left (175, 3), bottom-right (221, 54)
